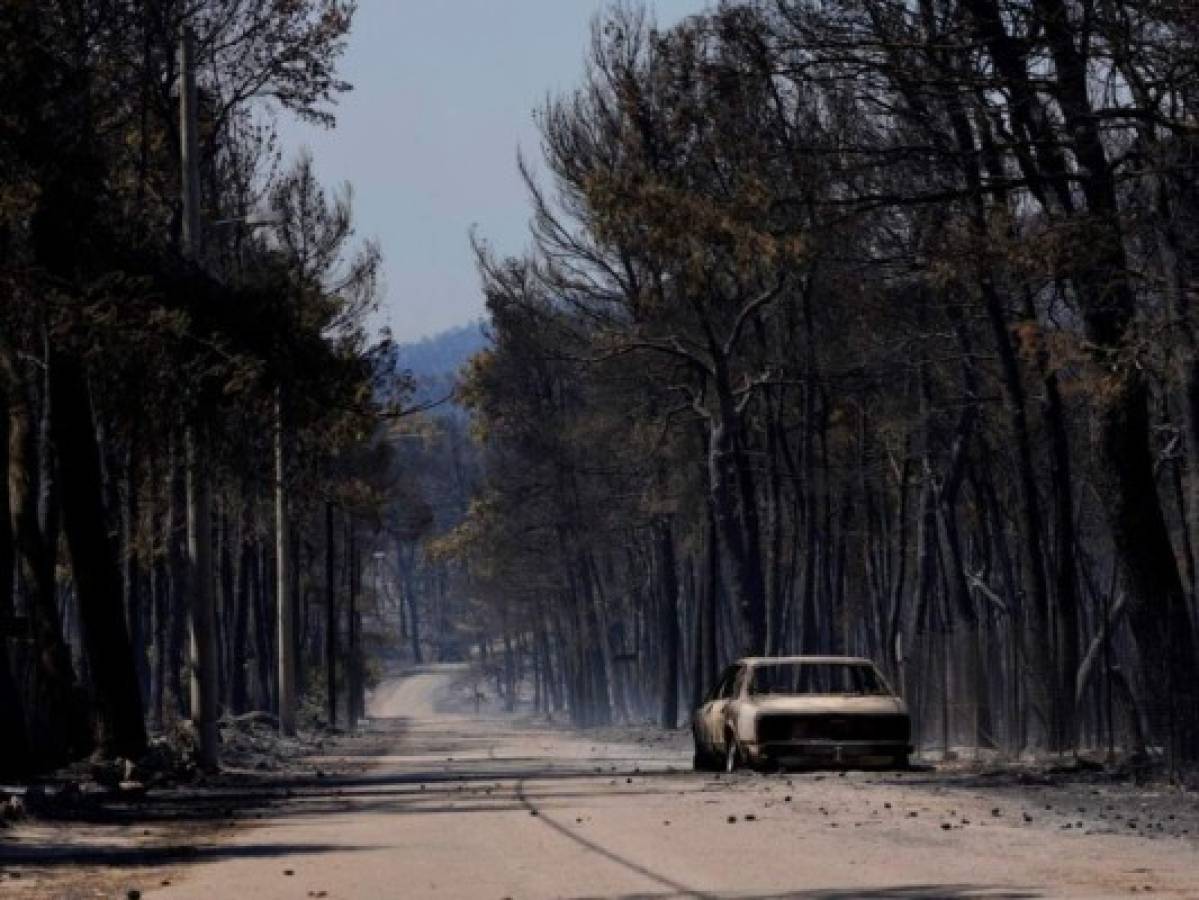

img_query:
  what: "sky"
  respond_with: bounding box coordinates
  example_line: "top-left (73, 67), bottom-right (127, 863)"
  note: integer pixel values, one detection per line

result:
top-left (275, 1), bottom-right (710, 343)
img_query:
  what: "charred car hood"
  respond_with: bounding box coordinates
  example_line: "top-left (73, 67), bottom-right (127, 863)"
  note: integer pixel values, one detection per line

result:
top-left (747, 695), bottom-right (907, 716)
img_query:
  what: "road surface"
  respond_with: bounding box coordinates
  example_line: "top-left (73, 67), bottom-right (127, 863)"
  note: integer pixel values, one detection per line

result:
top-left (135, 666), bottom-right (1198, 899)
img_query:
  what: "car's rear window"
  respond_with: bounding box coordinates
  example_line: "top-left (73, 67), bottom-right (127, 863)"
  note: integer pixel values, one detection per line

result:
top-left (747, 662), bottom-right (888, 696)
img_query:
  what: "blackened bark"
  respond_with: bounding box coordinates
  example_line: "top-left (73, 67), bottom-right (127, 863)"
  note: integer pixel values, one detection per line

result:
top-left (2, 339), bottom-right (85, 762)
top-left (147, 446), bottom-right (165, 728)
top-left (229, 505), bottom-right (252, 715)
top-left (253, 541), bottom-right (273, 711)
top-left (1040, 333), bottom-right (1081, 750)
top-left (692, 495), bottom-right (721, 706)
top-left (885, 457), bottom-right (912, 677)
top-left (347, 527), bottom-right (360, 726)
top-left (123, 440), bottom-right (150, 708)
top-left (289, 526), bottom-right (302, 706)
top-left (0, 390), bottom-right (12, 616)
top-left (0, 636), bottom-right (28, 777)
top-left (218, 509), bottom-right (235, 708)
top-left (701, 497), bottom-right (721, 694)
top-left (1099, 377), bottom-right (1199, 751)
top-left (707, 406), bottom-right (763, 655)
top-left (166, 438), bottom-right (189, 719)
top-left (325, 500), bottom-right (336, 727)
top-left (184, 422), bottom-right (218, 769)
top-left (695, 316), bottom-right (768, 656)
top-left (561, 552), bottom-right (594, 725)
top-left (574, 551), bottom-right (613, 725)
top-left (0, 397), bottom-right (28, 777)
top-left (763, 392), bottom-right (786, 656)
top-left (654, 517), bottom-right (680, 729)
top-left (501, 616), bottom-right (516, 711)
top-left (50, 357), bottom-right (146, 758)
top-left (586, 552), bottom-right (625, 721)
top-left (398, 541), bottom-right (423, 664)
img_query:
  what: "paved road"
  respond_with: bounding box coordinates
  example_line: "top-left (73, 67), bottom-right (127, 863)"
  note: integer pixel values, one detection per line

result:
top-left (149, 667), bottom-right (1199, 899)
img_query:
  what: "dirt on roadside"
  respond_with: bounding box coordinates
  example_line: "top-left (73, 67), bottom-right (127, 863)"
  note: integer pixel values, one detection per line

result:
top-left (0, 714), bottom-right (387, 899)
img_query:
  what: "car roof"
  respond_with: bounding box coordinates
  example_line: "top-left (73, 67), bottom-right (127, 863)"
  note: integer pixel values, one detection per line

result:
top-left (737, 656), bottom-right (877, 666)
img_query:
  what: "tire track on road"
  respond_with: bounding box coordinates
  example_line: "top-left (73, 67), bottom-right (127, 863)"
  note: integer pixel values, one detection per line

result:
top-left (514, 777), bottom-right (711, 900)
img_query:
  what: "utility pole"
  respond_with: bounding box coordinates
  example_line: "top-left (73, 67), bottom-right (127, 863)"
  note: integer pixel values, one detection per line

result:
top-left (180, 24), bottom-right (218, 771)
top-left (276, 387), bottom-right (296, 735)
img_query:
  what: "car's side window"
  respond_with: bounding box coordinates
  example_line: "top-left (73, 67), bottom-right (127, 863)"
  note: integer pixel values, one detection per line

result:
top-left (702, 677), bottom-right (717, 704)
top-left (706, 667), bottom-right (734, 703)
top-left (722, 667), bottom-right (743, 700)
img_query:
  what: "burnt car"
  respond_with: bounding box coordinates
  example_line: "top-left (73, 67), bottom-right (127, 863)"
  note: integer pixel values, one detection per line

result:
top-left (692, 656), bottom-right (911, 772)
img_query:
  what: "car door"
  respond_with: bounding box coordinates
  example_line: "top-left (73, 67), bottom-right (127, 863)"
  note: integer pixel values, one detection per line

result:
top-left (696, 666), bottom-right (736, 752)
top-left (722, 665), bottom-right (748, 745)
top-left (709, 666), bottom-right (744, 751)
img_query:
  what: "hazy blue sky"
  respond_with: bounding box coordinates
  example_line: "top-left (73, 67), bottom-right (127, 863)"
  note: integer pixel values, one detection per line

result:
top-left (276, 1), bottom-right (708, 342)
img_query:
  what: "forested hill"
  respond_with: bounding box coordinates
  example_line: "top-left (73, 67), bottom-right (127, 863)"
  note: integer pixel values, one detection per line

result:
top-left (396, 320), bottom-right (487, 412)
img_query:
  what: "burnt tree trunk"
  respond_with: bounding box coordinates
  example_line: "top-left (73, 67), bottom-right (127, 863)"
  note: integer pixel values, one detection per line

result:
top-left (229, 504), bottom-right (252, 715)
top-left (2, 338), bottom-right (85, 763)
top-left (348, 528), bottom-right (363, 727)
top-left (123, 440), bottom-right (150, 708)
top-left (655, 516), bottom-right (680, 729)
top-left (0, 393), bottom-right (30, 777)
top-left (400, 542), bottom-right (423, 664)
top-left (325, 500), bottom-right (337, 727)
top-left (50, 357), bottom-right (146, 758)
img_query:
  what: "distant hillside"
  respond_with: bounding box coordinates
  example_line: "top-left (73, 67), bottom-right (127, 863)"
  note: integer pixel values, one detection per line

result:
top-left (396, 320), bottom-right (488, 412)
top-left (397, 321), bottom-right (486, 378)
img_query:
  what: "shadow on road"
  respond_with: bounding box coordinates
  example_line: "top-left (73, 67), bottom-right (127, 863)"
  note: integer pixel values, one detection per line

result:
top-left (15, 714), bottom-right (700, 828)
top-left (571, 889), bottom-right (1039, 900)
top-left (0, 841), bottom-right (363, 869)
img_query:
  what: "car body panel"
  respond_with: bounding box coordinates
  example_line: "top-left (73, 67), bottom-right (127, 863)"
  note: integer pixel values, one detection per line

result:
top-left (745, 695), bottom-right (906, 716)
top-left (694, 664), bottom-right (742, 752)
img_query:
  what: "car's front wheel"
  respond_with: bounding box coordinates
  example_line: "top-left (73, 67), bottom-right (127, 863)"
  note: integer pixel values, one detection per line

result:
top-left (692, 747), bottom-right (720, 772)
top-left (724, 732), bottom-right (741, 773)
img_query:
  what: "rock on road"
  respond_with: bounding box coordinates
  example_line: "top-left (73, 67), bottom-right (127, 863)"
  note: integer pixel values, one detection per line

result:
top-left (147, 666), bottom-right (1197, 899)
